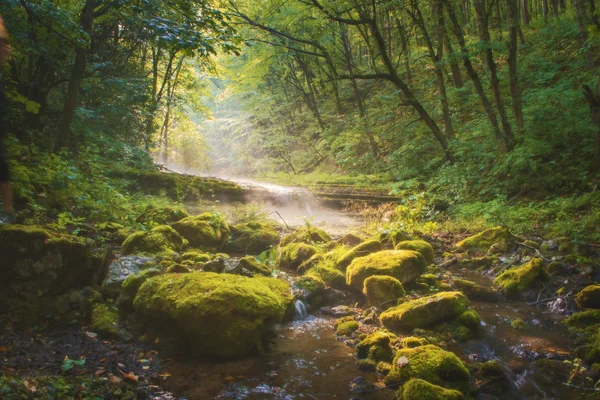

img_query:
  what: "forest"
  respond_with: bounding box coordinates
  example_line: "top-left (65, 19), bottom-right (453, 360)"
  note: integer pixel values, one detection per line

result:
top-left (0, 0), bottom-right (600, 399)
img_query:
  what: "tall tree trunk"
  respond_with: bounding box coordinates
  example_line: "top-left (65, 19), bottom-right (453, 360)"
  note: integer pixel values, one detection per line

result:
top-left (56, 0), bottom-right (95, 149)
top-left (445, 0), bottom-right (505, 142)
top-left (506, 0), bottom-right (525, 135)
top-left (574, 0), bottom-right (595, 69)
top-left (589, 0), bottom-right (600, 29)
top-left (583, 85), bottom-right (600, 170)
top-left (444, 31), bottom-right (464, 88)
top-left (521, 0), bottom-right (531, 24)
top-left (475, 0), bottom-right (515, 148)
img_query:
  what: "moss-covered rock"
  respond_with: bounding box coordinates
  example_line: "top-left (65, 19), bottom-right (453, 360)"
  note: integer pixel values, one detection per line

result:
top-left (90, 303), bottom-right (119, 337)
top-left (564, 310), bottom-right (600, 332)
top-left (167, 264), bottom-right (191, 273)
top-left (398, 379), bottom-right (464, 400)
top-left (346, 250), bottom-right (426, 290)
top-left (122, 225), bottom-right (186, 257)
top-left (181, 251), bottom-right (211, 263)
top-left (455, 227), bottom-right (511, 253)
top-left (297, 254), bottom-right (324, 273)
top-left (277, 243), bottom-right (320, 270)
top-left (0, 225), bottom-right (94, 295)
top-left (385, 345), bottom-right (470, 390)
top-left (280, 227), bottom-right (331, 247)
top-left (336, 320), bottom-right (359, 336)
top-left (337, 240), bottom-right (382, 270)
top-left (133, 272), bottom-right (293, 358)
top-left (336, 233), bottom-right (363, 247)
top-left (355, 330), bottom-right (397, 363)
top-left (363, 275), bottom-right (405, 308)
top-left (239, 256), bottom-right (271, 276)
top-left (226, 222), bottom-right (280, 254)
top-left (395, 240), bottom-right (434, 264)
top-left (417, 273), bottom-right (438, 287)
top-left (102, 255), bottom-right (155, 297)
top-left (380, 292), bottom-right (470, 331)
top-left (401, 336), bottom-right (428, 348)
top-left (511, 318), bottom-right (527, 330)
top-left (171, 212), bottom-right (229, 248)
top-left (135, 206), bottom-right (189, 225)
top-left (379, 229), bottom-right (412, 247)
top-left (452, 279), bottom-right (502, 302)
top-left (474, 360), bottom-right (512, 398)
top-left (576, 285), bottom-right (600, 309)
top-left (306, 262), bottom-right (345, 287)
top-left (493, 258), bottom-right (550, 297)
top-left (118, 267), bottom-right (162, 311)
top-left (547, 261), bottom-right (568, 276)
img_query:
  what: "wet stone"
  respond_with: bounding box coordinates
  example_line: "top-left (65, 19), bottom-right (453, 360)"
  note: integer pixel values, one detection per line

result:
top-left (102, 255), bottom-right (154, 297)
top-left (349, 376), bottom-right (375, 394)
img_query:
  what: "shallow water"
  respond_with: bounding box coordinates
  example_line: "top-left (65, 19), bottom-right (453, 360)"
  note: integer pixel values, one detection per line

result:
top-left (162, 316), bottom-right (394, 399)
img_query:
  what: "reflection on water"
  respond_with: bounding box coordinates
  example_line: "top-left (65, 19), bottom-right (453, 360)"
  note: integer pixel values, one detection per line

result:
top-left (161, 316), bottom-right (394, 400)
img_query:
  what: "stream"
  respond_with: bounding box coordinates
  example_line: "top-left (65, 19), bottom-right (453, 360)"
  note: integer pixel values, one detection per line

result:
top-left (177, 179), bottom-right (593, 400)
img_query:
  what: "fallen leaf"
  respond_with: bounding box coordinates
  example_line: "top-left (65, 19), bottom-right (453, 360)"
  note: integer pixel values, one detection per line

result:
top-left (109, 375), bottom-right (121, 385)
top-left (224, 376), bottom-right (235, 383)
top-left (154, 337), bottom-right (160, 345)
top-left (117, 363), bottom-right (125, 368)
top-left (23, 380), bottom-right (36, 393)
top-left (158, 372), bottom-right (171, 380)
top-left (119, 369), bottom-right (139, 383)
top-left (95, 368), bottom-right (106, 376)
top-left (85, 331), bottom-right (98, 339)
top-left (143, 366), bottom-right (150, 370)
top-left (0, 346), bottom-right (8, 353)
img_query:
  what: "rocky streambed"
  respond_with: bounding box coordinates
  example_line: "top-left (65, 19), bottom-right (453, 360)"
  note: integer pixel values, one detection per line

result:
top-left (1, 181), bottom-right (600, 400)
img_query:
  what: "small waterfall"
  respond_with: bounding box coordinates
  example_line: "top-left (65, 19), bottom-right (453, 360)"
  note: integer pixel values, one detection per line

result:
top-left (295, 300), bottom-right (308, 320)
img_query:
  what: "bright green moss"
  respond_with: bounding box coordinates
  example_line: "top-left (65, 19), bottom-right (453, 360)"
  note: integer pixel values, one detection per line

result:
top-left (277, 243), bottom-right (320, 270)
top-left (336, 320), bottom-right (359, 336)
top-left (386, 345), bottom-right (469, 390)
top-left (297, 254), bottom-right (324, 273)
top-left (493, 258), bottom-right (550, 297)
top-left (395, 240), bottom-right (434, 264)
top-left (133, 272), bottom-right (293, 358)
top-left (166, 264), bottom-right (191, 273)
top-left (356, 358), bottom-right (377, 371)
top-left (306, 262), bottom-right (345, 287)
top-left (380, 292), bottom-right (470, 331)
top-left (181, 251), bottom-right (211, 263)
top-left (227, 222), bottom-right (280, 254)
top-left (239, 256), bottom-right (271, 276)
top-left (458, 256), bottom-right (498, 270)
top-left (118, 268), bottom-right (162, 311)
top-left (511, 318), bottom-right (527, 330)
top-left (456, 310), bottom-right (481, 329)
top-left (337, 240), bottom-right (382, 270)
top-left (171, 212), bottom-right (230, 248)
top-left (376, 361), bottom-right (393, 375)
top-left (135, 206), bottom-right (189, 225)
top-left (455, 227), bottom-right (510, 253)
top-left (279, 227), bottom-right (331, 247)
top-left (363, 275), bottom-right (405, 307)
top-left (346, 250), bottom-right (426, 290)
top-left (295, 274), bottom-right (326, 293)
top-left (122, 225), bottom-right (186, 257)
top-left (379, 229), bottom-right (412, 247)
top-left (564, 310), bottom-right (600, 332)
top-left (355, 330), bottom-right (397, 362)
top-left (90, 303), bottom-right (119, 337)
top-left (417, 273), bottom-right (438, 287)
top-left (576, 285), bottom-right (600, 309)
top-left (398, 379), bottom-right (464, 400)
top-left (400, 336), bottom-right (428, 348)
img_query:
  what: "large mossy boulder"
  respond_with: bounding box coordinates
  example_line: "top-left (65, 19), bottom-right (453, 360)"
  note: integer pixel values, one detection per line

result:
top-left (239, 256), bottom-right (271, 276)
top-left (337, 240), bottom-right (382, 270)
top-left (226, 222), bottom-right (280, 254)
top-left (379, 229), bottom-right (412, 247)
top-left (493, 258), bottom-right (550, 297)
top-left (398, 379), bottom-right (464, 400)
top-left (0, 225), bottom-right (93, 295)
top-left (455, 227), bottom-right (511, 253)
top-left (385, 345), bottom-right (470, 390)
top-left (346, 250), bottom-right (426, 291)
top-left (122, 225), bottom-right (186, 257)
top-left (171, 212), bottom-right (229, 248)
top-left (576, 285), bottom-right (600, 309)
top-left (133, 272), bottom-right (293, 358)
top-left (118, 267), bottom-right (162, 311)
top-left (395, 240), bottom-right (434, 264)
top-left (380, 292), bottom-right (470, 331)
top-left (279, 227), bottom-right (331, 247)
top-left (135, 206), bottom-right (189, 226)
top-left (277, 242), bottom-right (320, 270)
top-left (102, 256), bottom-right (155, 297)
top-left (363, 275), bottom-right (405, 308)
top-left (305, 261), bottom-right (345, 288)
